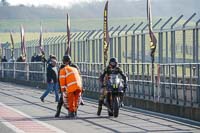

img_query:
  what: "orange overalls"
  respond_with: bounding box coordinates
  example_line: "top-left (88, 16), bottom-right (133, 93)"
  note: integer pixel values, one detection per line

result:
top-left (59, 65), bottom-right (82, 113)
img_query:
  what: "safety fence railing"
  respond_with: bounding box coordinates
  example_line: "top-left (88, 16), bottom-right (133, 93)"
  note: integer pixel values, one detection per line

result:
top-left (0, 62), bottom-right (199, 107)
top-left (3, 14), bottom-right (200, 64)
top-left (159, 63), bottom-right (200, 107)
top-left (0, 62), bottom-right (46, 82)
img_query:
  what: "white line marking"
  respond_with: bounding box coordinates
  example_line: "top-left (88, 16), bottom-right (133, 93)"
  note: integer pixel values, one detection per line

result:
top-left (1, 120), bottom-right (25, 133)
top-left (0, 102), bottom-right (67, 133)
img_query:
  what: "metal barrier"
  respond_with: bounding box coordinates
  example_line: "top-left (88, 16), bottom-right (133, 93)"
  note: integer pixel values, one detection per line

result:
top-left (159, 63), bottom-right (200, 107)
top-left (3, 14), bottom-right (200, 64)
top-left (0, 62), bottom-right (46, 83)
top-left (1, 62), bottom-right (199, 107)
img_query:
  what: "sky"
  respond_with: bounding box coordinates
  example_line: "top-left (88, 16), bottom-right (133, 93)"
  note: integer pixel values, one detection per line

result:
top-left (6, 0), bottom-right (105, 8)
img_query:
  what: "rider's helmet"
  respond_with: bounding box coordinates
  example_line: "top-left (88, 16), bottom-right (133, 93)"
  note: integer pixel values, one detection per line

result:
top-left (62, 55), bottom-right (71, 63)
top-left (109, 57), bottom-right (118, 68)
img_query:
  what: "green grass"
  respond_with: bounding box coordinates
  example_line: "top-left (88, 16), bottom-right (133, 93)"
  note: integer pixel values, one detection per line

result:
top-left (0, 32), bottom-right (66, 44)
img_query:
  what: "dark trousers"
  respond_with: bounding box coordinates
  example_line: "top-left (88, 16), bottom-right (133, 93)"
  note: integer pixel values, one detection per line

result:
top-left (55, 94), bottom-right (63, 117)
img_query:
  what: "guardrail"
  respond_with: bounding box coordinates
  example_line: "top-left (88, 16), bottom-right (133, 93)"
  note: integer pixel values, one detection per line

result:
top-left (0, 62), bottom-right (199, 108)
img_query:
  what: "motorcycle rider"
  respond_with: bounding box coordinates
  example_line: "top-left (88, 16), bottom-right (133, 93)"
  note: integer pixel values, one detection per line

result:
top-left (97, 57), bottom-right (128, 116)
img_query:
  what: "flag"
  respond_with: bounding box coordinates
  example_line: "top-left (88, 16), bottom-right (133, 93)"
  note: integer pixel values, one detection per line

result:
top-left (147, 0), bottom-right (157, 63)
top-left (65, 13), bottom-right (71, 55)
top-left (103, 1), bottom-right (109, 67)
top-left (20, 25), bottom-right (26, 60)
top-left (10, 31), bottom-right (14, 58)
top-left (39, 23), bottom-right (45, 55)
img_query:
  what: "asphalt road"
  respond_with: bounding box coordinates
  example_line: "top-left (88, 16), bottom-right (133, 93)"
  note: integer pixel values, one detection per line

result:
top-left (0, 82), bottom-right (199, 133)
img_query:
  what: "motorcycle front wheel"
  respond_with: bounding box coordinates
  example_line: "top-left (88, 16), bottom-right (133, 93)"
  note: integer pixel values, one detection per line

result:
top-left (113, 96), bottom-right (119, 117)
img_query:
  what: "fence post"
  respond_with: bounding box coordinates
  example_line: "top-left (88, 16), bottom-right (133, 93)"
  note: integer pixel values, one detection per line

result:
top-left (195, 20), bottom-right (200, 106)
top-left (13, 62), bottom-right (16, 79)
top-left (141, 24), bottom-right (148, 99)
top-left (110, 26), bottom-right (121, 59)
top-left (1, 63), bottom-right (4, 78)
top-left (57, 35), bottom-right (65, 61)
top-left (153, 18), bottom-right (162, 29)
top-left (131, 22), bottom-right (143, 97)
top-left (160, 17), bottom-right (173, 65)
top-left (78, 32), bottom-right (88, 62)
top-left (44, 63), bottom-right (47, 83)
top-left (182, 13), bottom-right (196, 105)
top-left (183, 13), bottom-right (196, 63)
top-left (131, 22), bottom-right (143, 64)
top-left (46, 37), bottom-right (54, 56)
top-left (26, 62), bottom-right (29, 81)
top-left (125, 23), bottom-right (135, 63)
top-left (141, 24), bottom-right (148, 63)
top-left (93, 29), bottom-right (103, 63)
top-left (87, 30), bottom-right (96, 63)
top-left (198, 64), bottom-right (200, 106)
top-left (171, 15), bottom-right (183, 64)
top-left (52, 36), bottom-right (59, 55)
top-left (117, 25), bottom-right (128, 63)
top-left (44, 37), bottom-right (51, 57)
top-left (73, 32), bottom-right (84, 63)
top-left (82, 31), bottom-right (92, 62)
top-left (196, 19), bottom-right (200, 63)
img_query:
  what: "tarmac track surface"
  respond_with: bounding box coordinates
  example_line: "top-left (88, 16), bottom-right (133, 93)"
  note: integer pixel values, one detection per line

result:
top-left (0, 82), bottom-right (199, 133)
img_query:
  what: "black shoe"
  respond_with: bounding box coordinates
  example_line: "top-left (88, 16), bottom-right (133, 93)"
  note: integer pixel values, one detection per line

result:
top-left (108, 111), bottom-right (113, 116)
top-left (80, 100), bottom-right (84, 105)
top-left (40, 98), bottom-right (44, 102)
top-left (75, 111), bottom-right (77, 117)
top-left (97, 107), bottom-right (102, 116)
top-left (68, 112), bottom-right (76, 119)
top-left (55, 112), bottom-right (60, 118)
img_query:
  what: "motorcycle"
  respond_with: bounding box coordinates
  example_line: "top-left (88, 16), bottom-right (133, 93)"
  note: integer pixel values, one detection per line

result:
top-left (104, 74), bottom-right (124, 117)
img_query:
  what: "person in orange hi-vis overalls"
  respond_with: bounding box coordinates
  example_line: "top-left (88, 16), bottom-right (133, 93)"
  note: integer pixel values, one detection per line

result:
top-left (59, 55), bottom-right (82, 118)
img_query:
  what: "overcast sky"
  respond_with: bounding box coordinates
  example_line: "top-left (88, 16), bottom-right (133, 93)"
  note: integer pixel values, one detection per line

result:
top-left (7, 0), bottom-right (106, 7)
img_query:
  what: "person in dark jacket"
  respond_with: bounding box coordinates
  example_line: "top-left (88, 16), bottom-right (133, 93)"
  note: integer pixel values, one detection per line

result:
top-left (1, 56), bottom-right (7, 62)
top-left (40, 59), bottom-right (59, 102)
top-left (31, 53), bottom-right (37, 62)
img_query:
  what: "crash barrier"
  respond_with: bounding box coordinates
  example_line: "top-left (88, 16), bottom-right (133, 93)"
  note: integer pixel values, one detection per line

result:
top-left (1, 62), bottom-right (200, 121)
top-left (0, 62), bottom-right (200, 107)
top-left (0, 62), bottom-right (46, 82)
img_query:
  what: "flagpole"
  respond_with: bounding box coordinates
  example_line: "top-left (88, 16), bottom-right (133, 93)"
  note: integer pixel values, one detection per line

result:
top-left (147, 0), bottom-right (157, 100)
